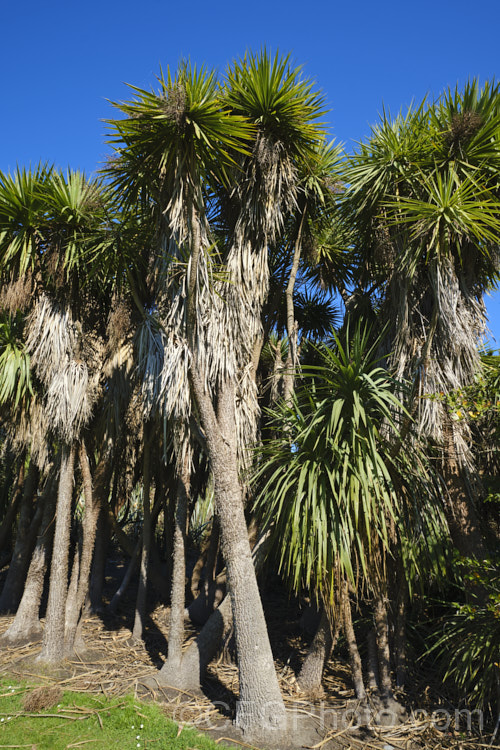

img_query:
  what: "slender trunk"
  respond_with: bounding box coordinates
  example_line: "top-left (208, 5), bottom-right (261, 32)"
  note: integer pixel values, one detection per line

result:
top-left (186, 201), bottom-right (286, 739)
top-left (132, 429), bottom-right (152, 642)
top-left (192, 377), bottom-right (287, 738)
top-left (65, 441), bottom-right (102, 654)
top-left (37, 442), bottom-right (76, 664)
top-left (0, 458), bottom-right (25, 555)
top-left (108, 497), bottom-right (165, 611)
top-left (188, 518), bottom-right (223, 625)
top-left (163, 482), bottom-right (175, 594)
top-left (1, 477), bottom-right (56, 644)
top-left (190, 545), bottom-right (207, 599)
top-left (367, 628), bottom-right (379, 691)
top-left (188, 571), bottom-right (226, 625)
top-left (0, 462), bottom-right (39, 613)
top-left (341, 582), bottom-right (366, 700)
top-left (283, 212), bottom-right (305, 404)
top-left (88, 449), bottom-right (114, 613)
top-left (88, 506), bottom-right (109, 613)
top-left (297, 608), bottom-right (338, 696)
top-left (65, 540), bottom-right (80, 637)
top-left (394, 567), bottom-right (408, 689)
top-left (107, 538), bottom-right (141, 615)
top-left (205, 516), bottom-right (220, 583)
top-left (373, 590), bottom-right (393, 699)
top-left (159, 531), bottom-right (270, 691)
top-left (159, 452), bottom-right (190, 680)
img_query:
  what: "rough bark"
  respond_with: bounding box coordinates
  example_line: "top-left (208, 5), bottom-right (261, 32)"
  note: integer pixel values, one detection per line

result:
top-left (191, 375), bottom-right (287, 738)
top-left (297, 608), bottom-right (338, 696)
top-left (65, 541), bottom-right (80, 639)
top-left (0, 477), bottom-right (56, 644)
top-left (160, 453), bottom-right (190, 680)
top-left (0, 461), bottom-right (40, 613)
top-left (158, 531), bottom-right (271, 692)
top-left (132, 429), bottom-right (153, 642)
top-left (65, 441), bottom-right (102, 654)
top-left (37, 442), bottom-right (76, 664)
top-left (394, 570), bottom-right (408, 689)
top-left (88, 506), bottom-right (110, 613)
top-left (373, 591), bottom-right (393, 699)
top-left (341, 582), bottom-right (366, 700)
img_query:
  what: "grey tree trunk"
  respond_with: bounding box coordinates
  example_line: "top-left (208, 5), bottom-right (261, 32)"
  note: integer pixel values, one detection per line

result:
top-left (37, 443), bottom-right (76, 664)
top-left (0, 478), bottom-right (56, 644)
top-left (0, 462), bottom-right (40, 613)
top-left (65, 540), bottom-right (80, 634)
top-left (373, 591), bottom-right (393, 699)
top-left (65, 441), bottom-right (102, 653)
top-left (341, 582), bottom-right (366, 700)
top-left (297, 608), bottom-right (338, 696)
top-left (132, 429), bottom-right (153, 642)
top-left (191, 376), bottom-right (287, 739)
top-left (159, 452), bottom-right (190, 680)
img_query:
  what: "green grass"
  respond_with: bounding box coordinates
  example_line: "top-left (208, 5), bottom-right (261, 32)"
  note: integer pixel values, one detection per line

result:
top-left (0, 677), bottom-right (233, 750)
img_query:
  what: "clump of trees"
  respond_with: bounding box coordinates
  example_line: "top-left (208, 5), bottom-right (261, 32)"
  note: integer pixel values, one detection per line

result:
top-left (0, 56), bottom-right (499, 744)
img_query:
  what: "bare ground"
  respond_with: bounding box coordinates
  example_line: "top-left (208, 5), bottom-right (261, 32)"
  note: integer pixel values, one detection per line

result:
top-left (0, 560), bottom-right (495, 750)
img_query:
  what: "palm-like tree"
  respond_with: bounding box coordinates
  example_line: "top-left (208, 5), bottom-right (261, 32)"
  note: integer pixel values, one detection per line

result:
top-left (106, 53), bottom-right (326, 739)
top-left (344, 81), bottom-right (500, 559)
top-left (0, 166), bottom-right (114, 660)
top-left (254, 325), bottom-right (447, 699)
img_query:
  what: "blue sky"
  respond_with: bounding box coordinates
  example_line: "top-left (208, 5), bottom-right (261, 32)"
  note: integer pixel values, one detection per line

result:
top-left (2, 0), bottom-right (500, 339)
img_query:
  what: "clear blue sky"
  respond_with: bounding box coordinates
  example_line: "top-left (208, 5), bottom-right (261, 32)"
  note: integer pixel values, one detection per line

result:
top-left (2, 0), bottom-right (500, 340)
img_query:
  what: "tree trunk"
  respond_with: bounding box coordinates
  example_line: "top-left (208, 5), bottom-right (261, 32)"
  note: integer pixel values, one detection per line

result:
top-left (37, 442), bottom-right (76, 664)
top-left (88, 506), bottom-right (110, 613)
top-left (132, 428), bottom-right (153, 642)
top-left (187, 572), bottom-right (226, 625)
top-left (65, 539), bottom-right (80, 637)
top-left (394, 568), bottom-right (408, 689)
top-left (0, 458), bottom-right (25, 556)
top-left (159, 451), bottom-right (190, 681)
top-left (0, 477), bottom-right (56, 644)
top-left (297, 608), bottom-right (338, 696)
top-left (282, 212), bottom-right (304, 404)
top-left (341, 582), bottom-right (366, 700)
top-left (109, 497), bottom-right (168, 602)
top-left (107, 538), bottom-right (140, 615)
top-left (0, 461), bottom-right (39, 613)
top-left (373, 590), bottom-right (393, 699)
top-left (65, 441), bottom-right (102, 654)
top-left (158, 530), bottom-right (271, 694)
top-left (191, 376), bottom-right (287, 739)
top-left (367, 628), bottom-right (379, 691)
